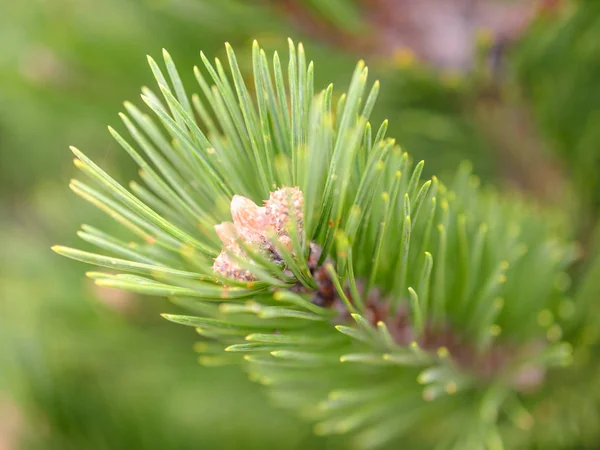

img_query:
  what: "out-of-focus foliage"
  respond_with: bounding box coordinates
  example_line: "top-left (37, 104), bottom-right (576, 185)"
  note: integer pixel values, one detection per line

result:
top-left (2, 0), bottom-right (600, 448)
top-left (0, 0), bottom-right (280, 193)
top-left (514, 1), bottom-right (600, 232)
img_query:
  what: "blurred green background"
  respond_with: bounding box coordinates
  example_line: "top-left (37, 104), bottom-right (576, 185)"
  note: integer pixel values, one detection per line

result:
top-left (2, 0), bottom-right (600, 448)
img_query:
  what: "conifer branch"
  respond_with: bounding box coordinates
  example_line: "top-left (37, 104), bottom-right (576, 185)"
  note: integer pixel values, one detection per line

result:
top-left (54, 40), bottom-right (579, 449)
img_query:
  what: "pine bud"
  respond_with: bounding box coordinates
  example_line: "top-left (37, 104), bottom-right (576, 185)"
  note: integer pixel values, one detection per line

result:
top-left (263, 187), bottom-right (304, 254)
top-left (214, 222), bottom-right (239, 248)
top-left (213, 187), bottom-right (305, 282)
top-left (212, 250), bottom-right (256, 281)
top-left (230, 194), bottom-right (270, 246)
top-left (265, 187), bottom-right (304, 237)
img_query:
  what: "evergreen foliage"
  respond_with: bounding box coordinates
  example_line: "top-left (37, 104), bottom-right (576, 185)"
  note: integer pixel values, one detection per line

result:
top-left (514, 1), bottom-right (600, 235)
top-left (54, 40), bottom-right (585, 449)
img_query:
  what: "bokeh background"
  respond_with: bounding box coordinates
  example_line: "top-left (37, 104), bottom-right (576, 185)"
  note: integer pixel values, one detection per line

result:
top-left (2, 0), bottom-right (600, 448)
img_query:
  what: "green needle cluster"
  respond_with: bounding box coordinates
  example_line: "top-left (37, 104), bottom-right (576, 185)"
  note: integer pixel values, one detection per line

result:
top-left (54, 40), bottom-right (581, 449)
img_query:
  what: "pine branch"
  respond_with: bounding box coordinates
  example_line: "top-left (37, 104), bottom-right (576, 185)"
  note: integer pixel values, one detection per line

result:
top-left (54, 40), bottom-right (580, 449)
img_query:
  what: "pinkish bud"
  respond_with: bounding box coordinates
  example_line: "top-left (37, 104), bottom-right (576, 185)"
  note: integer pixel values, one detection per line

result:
top-left (212, 250), bottom-right (256, 281)
top-left (214, 222), bottom-right (238, 247)
top-left (265, 186), bottom-right (304, 238)
top-left (278, 235), bottom-right (293, 252)
top-left (230, 195), bottom-right (270, 245)
top-left (213, 187), bottom-right (306, 283)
